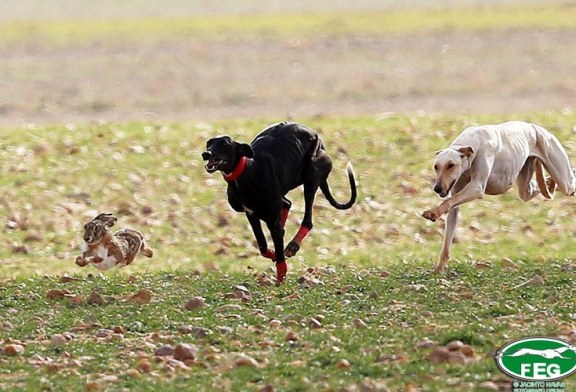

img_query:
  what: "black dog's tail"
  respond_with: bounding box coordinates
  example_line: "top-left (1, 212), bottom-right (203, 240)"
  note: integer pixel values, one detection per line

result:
top-left (320, 162), bottom-right (357, 210)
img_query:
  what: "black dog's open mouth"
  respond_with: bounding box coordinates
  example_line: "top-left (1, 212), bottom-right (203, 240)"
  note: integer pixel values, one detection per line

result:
top-left (205, 159), bottom-right (225, 173)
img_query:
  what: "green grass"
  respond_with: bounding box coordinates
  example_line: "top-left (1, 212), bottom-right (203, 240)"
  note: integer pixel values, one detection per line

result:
top-left (2, 5), bottom-right (576, 45)
top-left (1, 113), bottom-right (576, 390)
top-left (1, 261), bottom-right (574, 391)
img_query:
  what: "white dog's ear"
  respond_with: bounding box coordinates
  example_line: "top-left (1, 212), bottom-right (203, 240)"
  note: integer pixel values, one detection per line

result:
top-left (435, 149), bottom-right (444, 156)
top-left (458, 146), bottom-right (474, 158)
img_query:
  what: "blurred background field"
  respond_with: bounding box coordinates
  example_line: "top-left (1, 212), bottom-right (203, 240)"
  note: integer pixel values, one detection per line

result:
top-left (1, 0), bottom-right (575, 126)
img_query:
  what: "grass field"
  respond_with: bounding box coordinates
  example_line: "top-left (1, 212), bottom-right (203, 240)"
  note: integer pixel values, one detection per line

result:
top-left (1, 1), bottom-right (576, 391)
top-left (1, 261), bottom-right (574, 391)
top-left (1, 114), bottom-right (576, 390)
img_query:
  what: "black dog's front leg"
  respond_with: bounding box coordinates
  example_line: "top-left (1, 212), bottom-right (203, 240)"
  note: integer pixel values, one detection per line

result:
top-left (266, 220), bottom-right (287, 283)
top-left (246, 213), bottom-right (274, 259)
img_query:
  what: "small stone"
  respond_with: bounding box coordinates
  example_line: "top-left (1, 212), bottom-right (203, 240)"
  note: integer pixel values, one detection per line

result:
top-left (173, 343), bottom-right (196, 361)
top-left (460, 345), bottom-right (475, 357)
top-left (235, 354), bottom-right (258, 367)
top-left (307, 317), bottom-right (322, 329)
top-left (184, 296), bottom-right (205, 310)
top-left (3, 344), bottom-right (25, 356)
top-left (446, 340), bottom-right (464, 351)
top-left (448, 351), bottom-right (467, 364)
top-left (477, 381), bottom-right (499, 391)
top-left (353, 318), bottom-right (367, 328)
top-left (428, 347), bottom-right (451, 363)
top-left (233, 285), bottom-right (250, 294)
top-left (154, 344), bottom-right (174, 357)
top-left (46, 289), bottom-right (67, 300)
top-left (216, 326), bottom-right (233, 334)
top-left (215, 304), bottom-right (242, 313)
top-left (50, 334), bottom-right (68, 346)
top-left (269, 319), bottom-right (282, 329)
top-left (285, 331), bottom-right (299, 342)
top-left (95, 329), bottom-right (114, 338)
top-left (112, 326), bottom-right (125, 334)
top-left (125, 368), bottom-right (141, 378)
top-left (136, 358), bottom-right (152, 373)
top-left (416, 338), bottom-right (436, 349)
top-left (190, 327), bottom-right (212, 337)
top-left (87, 291), bottom-right (106, 306)
top-left (129, 289), bottom-right (152, 305)
top-left (336, 359), bottom-right (351, 369)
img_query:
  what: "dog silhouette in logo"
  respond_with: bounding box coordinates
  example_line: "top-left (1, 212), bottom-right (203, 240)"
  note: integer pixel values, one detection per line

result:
top-left (498, 346), bottom-right (576, 359)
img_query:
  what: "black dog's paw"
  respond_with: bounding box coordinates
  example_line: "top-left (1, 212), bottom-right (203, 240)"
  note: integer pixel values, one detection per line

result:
top-left (284, 242), bottom-right (300, 258)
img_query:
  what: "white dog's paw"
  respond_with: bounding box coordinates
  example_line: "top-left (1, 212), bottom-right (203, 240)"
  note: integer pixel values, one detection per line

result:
top-left (422, 209), bottom-right (438, 222)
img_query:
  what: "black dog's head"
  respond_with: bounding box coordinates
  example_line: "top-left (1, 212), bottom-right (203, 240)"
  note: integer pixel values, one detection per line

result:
top-left (202, 136), bottom-right (253, 174)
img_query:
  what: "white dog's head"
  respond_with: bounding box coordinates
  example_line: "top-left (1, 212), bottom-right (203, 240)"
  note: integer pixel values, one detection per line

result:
top-left (432, 146), bottom-right (474, 197)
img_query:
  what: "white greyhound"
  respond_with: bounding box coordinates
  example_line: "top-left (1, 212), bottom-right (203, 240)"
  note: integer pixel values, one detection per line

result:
top-left (422, 120), bottom-right (576, 273)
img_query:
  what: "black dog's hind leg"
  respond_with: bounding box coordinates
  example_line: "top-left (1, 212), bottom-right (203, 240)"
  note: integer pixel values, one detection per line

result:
top-left (280, 197), bottom-right (292, 229)
top-left (246, 213), bottom-right (276, 261)
top-left (247, 212), bottom-right (288, 283)
top-left (266, 219), bottom-right (287, 283)
top-left (285, 146), bottom-right (333, 257)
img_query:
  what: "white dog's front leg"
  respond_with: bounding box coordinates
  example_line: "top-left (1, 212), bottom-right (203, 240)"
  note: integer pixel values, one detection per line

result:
top-left (423, 182), bottom-right (483, 222)
top-left (435, 206), bottom-right (460, 273)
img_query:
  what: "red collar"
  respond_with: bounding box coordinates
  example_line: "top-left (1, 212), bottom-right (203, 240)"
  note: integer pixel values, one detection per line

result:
top-left (223, 156), bottom-right (248, 182)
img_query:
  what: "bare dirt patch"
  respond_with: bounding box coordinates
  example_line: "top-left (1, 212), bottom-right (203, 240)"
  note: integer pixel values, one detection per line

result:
top-left (1, 27), bottom-right (576, 126)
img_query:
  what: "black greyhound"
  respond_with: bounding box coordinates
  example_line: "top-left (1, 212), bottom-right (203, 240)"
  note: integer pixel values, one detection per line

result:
top-left (202, 122), bottom-right (356, 282)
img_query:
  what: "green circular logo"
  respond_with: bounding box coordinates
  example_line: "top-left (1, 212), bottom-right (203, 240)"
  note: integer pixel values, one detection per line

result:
top-left (496, 337), bottom-right (576, 381)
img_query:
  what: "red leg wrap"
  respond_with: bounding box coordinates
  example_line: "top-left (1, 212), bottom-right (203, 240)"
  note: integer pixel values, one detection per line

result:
top-left (276, 261), bottom-right (287, 283)
top-left (294, 226), bottom-right (310, 244)
top-left (261, 249), bottom-right (276, 261)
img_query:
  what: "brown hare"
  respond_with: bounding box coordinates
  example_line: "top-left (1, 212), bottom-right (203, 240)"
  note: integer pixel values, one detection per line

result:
top-left (75, 213), bottom-right (153, 271)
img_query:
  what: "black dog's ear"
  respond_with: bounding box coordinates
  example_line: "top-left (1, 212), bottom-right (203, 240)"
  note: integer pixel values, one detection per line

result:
top-left (205, 137), bottom-right (218, 149)
top-left (237, 143), bottom-right (253, 158)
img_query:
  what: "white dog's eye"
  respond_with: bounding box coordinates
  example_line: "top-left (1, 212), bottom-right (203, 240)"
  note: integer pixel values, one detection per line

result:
top-left (447, 163), bottom-right (455, 169)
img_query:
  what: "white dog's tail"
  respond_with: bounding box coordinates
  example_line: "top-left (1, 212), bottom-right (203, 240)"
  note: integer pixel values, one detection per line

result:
top-left (535, 159), bottom-right (556, 200)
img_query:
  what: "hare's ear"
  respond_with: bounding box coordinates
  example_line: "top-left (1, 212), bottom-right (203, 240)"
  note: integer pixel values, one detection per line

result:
top-left (94, 213), bottom-right (117, 227)
top-left (236, 143), bottom-right (253, 158)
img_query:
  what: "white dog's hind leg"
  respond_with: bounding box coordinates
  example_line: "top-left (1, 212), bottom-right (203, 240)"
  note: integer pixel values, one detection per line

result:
top-left (534, 125), bottom-right (576, 196)
top-left (516, 157), bottom-right (542, 201)
top-left (436, 206), bottom-right (460, 273)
